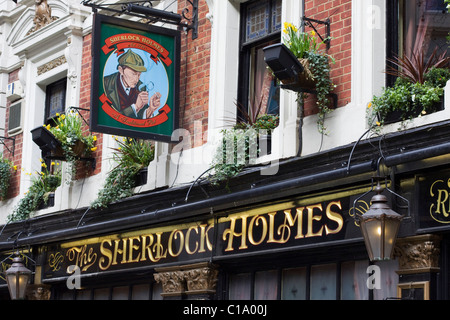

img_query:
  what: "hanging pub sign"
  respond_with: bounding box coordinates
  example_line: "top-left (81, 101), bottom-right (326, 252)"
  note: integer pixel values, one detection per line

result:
top-left (90, 14), bottom-right (180, 142)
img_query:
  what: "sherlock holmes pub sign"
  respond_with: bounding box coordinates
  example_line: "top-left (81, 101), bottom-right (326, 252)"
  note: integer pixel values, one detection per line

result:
top-left (90, 14), bottom-right (180, 143)
top-left (43, 192), bottom-right (371, 279)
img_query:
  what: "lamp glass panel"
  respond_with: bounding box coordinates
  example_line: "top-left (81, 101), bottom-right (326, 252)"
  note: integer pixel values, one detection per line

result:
top-left (361, 219), bottom-right (383, 261)
top-left (383, 218), bottom-right (401, 259)
top-left (6, 274), bottom-right (18, 300)
top-left (6, 273), bottom-right (29, 300)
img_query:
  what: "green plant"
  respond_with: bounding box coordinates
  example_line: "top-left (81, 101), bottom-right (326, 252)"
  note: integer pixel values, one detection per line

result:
top-left (8, 161), bottom-right (61, 222)
top-left (253, 114), bottom-right (280, 131)
top-left (47, 111), bottom-right (97, 178)
top-left (386, 20), bottom-right (450, 85)
top-left (91, 138), bottom-right (154, 209)
top-left (283, 22), bottom-right (323, 59)
top-left (283, 22), bottom-right (335, 134)
top-left (425, 67), bottom-right (450, 88)
top-left (368, 69), bottom-right (449, 126)
top-left (209, 128), bottom-right (258, 186)
top-left (0, 154), bottom-right (14, 200)
top-left (386, 47), bottom-right (449, 85)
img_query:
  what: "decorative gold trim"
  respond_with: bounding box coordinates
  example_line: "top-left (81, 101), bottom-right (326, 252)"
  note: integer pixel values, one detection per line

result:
top-left (395, 234), bottom-right (441, 275)
top-left (397, 281), bottom-right (430, 300)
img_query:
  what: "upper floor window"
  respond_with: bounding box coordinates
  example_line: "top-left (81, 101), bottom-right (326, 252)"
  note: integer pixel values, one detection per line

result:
top-left (45, 78), bottom-right (67, 125)
top-left (387, 0), bottom-right (449, 85)
top-left (238, 0), bottom-right (282, 122)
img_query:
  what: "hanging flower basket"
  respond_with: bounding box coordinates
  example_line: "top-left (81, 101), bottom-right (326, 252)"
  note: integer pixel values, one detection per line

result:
top-left (294, 58), bottom-right (316, 89)
top-left (31, 126), bottom-right (61, 154)
top-left (51, 140), bottom-right (88, 158)
top-left (31, 126), bottom-right (89, 159)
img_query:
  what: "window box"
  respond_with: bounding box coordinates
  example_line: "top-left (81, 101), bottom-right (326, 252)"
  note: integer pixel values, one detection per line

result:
top-left (134, 167), bottom-right (148, 187)
top-left (382, 96), bottom-right (445, 125)
top-left (31, 126), bottom-right (61, 154)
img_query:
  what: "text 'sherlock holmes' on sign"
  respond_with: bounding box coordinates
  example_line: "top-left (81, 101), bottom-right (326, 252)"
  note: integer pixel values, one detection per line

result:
top-left (43, 194), bottom-right (366, 279)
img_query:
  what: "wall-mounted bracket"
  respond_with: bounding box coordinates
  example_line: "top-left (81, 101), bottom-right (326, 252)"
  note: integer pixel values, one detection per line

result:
top-left (302, 16), bottom-right (331, 51)
top-left (280, 84), bottom-right (338, 110)
top-left (0, 136), bottom-right (16, 157)
top-left (82, 0), bottom-right (199, 40)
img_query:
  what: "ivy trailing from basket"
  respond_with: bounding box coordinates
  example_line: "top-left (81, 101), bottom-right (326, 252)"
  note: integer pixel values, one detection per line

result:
top-left (0, 154), bottom-right (14, 200)
top-left (8, 161), bottom-right (61, 222)
top-left (90, 138), bottom-right (154, 209)
top-left (209, 107), bottom-right (280, 187)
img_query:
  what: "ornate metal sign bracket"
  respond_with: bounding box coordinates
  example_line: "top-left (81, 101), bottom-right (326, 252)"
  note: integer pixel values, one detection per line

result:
top-left (82, 0), bottom-right (199, 40)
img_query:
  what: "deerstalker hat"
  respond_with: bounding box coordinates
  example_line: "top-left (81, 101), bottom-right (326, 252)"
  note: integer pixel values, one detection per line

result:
top-left (118, 50), bottom-right (147, 72)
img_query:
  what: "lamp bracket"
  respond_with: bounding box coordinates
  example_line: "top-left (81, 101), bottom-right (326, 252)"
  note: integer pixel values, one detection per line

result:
top-left (350, 174), bottom-right (411, 225)
top-left (82, 0), bottom-right (199, 40)
top-left (302, 16), bottom-right (331, 50)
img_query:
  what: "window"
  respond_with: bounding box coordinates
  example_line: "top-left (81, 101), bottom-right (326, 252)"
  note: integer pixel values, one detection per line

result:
top-left (57, 281), bottom-right (163, 300)
top-left (238, 0), bottom-right (282, 120)
top-left (387, 0), bottom-right (449, 85)
top-left (227, 259), bottom-right (399, 300)
top-left (45, 78), bottom-right (67, 125)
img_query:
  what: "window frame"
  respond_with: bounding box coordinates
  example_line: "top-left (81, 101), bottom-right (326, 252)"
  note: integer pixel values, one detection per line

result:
top-left (237, 0), bottom-right (282, 121)
top-left (44, 78), bottom-right (67, 125)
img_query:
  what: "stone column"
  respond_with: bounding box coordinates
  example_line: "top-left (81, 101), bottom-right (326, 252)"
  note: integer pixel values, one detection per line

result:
top-left (154, 262), bottom-right (219, 300)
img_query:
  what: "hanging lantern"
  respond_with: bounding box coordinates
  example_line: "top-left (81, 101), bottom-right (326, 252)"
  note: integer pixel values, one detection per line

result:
top-left (359, 183), bottom-right (403, 261)
top-left (5, 252), bottom-right (32, 300)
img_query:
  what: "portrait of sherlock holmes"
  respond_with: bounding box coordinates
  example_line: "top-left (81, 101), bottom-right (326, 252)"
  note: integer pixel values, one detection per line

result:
top-left (104, 50), bottom-right (162, 119)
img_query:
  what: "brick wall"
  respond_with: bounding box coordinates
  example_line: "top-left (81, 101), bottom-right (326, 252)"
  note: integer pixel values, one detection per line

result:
top-left (78, 33), bottom-right (102, 178)
top-left (178, 0), bottom-right (211, 148)
top-left (303, 0), bottom-right (352, 116)
top-left (4, 69), bottom-right (22, 198)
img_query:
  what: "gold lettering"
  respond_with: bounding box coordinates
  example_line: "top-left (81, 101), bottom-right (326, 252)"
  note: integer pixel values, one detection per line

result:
top-left (325, 201), bottom-right (344, 235)
top-left (198, 224), bottom-right (213, 253)
top-left (66, 245), bottom-right (97, 272)
top-left (168, 229), bottom-right (184, 257)
top-left (185, 226), bottom-right (199, 255)
top-left (436, 189), bottom-right (449, 217)
top-left (99, 240), bottom-right (113, 271)
top-left (305, 204), bottom-right (324, 238)
top-left (223, 215), bottom-right (249, 252)
top-left (112, 239), bottom-right (127, 266)
top-left (140, 234), bottom-right (154, 262)
top-left (248, 215), bottom-right (268, 246)
top-left (128, 236), bottom-right (141, 263)
top-left (284, 208), bottom-right (305, 240)
top-left (153, 232), bottom-right (167, 262)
